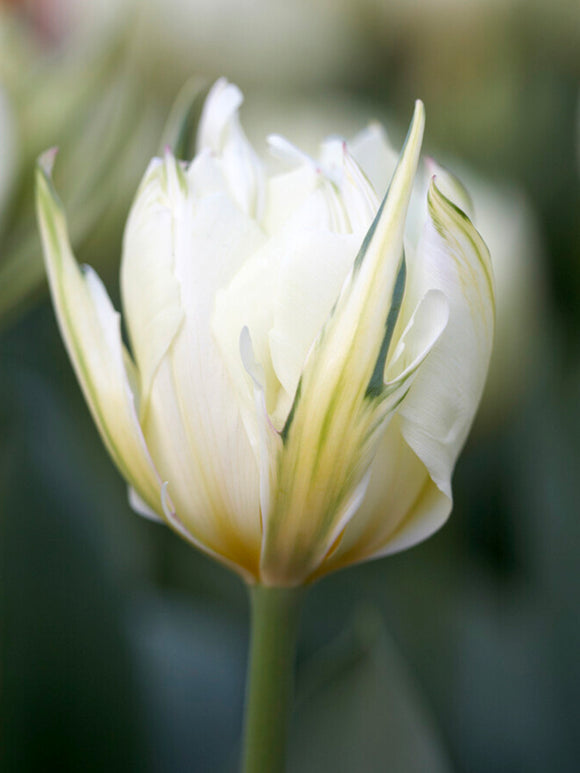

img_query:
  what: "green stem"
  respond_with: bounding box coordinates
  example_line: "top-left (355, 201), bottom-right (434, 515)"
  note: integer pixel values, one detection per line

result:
top-left (241, 584), bottom-right (304, 773)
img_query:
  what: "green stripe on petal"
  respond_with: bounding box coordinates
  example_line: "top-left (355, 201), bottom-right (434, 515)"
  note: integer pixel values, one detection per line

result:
top-left (425, 158), bottom-right (474, 219)
top-left (428, 179), bottom-right (495, 317)
top-left (35, 152), bottom-right (164, 516)
top-left (260, 102), bottom-right (426, 586)
top-left (395, 176), bottom-right (495, 506)
top-left (366, 253), bottom-right (406, 399)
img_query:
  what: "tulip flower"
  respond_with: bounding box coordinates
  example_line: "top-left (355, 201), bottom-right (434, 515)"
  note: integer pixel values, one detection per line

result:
top-left (37, 78), bottom-right (494, 772)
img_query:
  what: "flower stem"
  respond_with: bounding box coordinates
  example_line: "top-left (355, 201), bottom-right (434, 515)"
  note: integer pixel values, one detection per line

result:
top-left (241, 584), bottom-right (303, 773)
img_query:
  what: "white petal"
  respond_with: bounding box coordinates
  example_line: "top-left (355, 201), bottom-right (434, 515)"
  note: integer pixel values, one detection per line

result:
top-left (318, 182), bottom-right (493, 572)
top-left (36, 154), bottom-right (164, 515)
top-left (268, 228), bottom-right (361, 412)
top-left (197, 78), bottom-right (264, 218)
top-left (267, 133), bottom-right (317, 168)
top-left (136, 175), bottom-right (267, 572)
top-left (121, 155), bottom-right (184, 410)
top-left (398, 179), bottom-right (494, 500)
top-left (261, 164), bottom-right (318, 234)
top-left (159, 482), bottom-right (258, 585)
top-left (314, 418), bottom-right (431, 572)
top-left (297, 100), bottom-right (425, 406)
top-left (186, 147), bottom-right (230, 198)
top-left (239, 327), bottom-right (282, 532)
top-left (259, 102), bottom-right (426, 585)
top-left (315, 292), bottom-right (450, 574)
top-left (385, 289), bottom-right (449, 386)
top-left (319, 138), bottom-right (379, 231)
top-left (128, 486), bottom-right (164, 522)
top-left (214, 178), bottom-right (362, 429)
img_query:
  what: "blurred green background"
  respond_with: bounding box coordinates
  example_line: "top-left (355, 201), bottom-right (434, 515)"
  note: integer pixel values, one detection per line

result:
top-left (0, 1), bottom-right (579, 771)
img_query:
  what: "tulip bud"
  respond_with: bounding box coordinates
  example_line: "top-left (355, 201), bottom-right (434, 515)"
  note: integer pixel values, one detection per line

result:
top-left (37, 79), bottom-right (494, 586)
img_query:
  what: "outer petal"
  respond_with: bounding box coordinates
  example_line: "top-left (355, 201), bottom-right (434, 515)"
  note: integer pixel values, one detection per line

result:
top-left (352, 180), bottom-right (495, 560)
top-left (399, 180), bottom-right (494, 498)
top-left (315, 291), bottom-right (450, 575)
top-left (260, 102), bottom-right (426, 586)
top-left (312, 418), bottom-right (432, 575)
top-left (423, 158), bottom-right (474, 219)
top-left (35, 153), bottom-right (163, 514)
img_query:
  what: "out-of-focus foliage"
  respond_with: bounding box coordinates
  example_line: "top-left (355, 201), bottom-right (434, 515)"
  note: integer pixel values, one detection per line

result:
top-left (289, 609), bottom-right (453, 773)
top-left (1, 0), bottom-right (579, 771)
top-left (0, 3), bottom-right (163, 327)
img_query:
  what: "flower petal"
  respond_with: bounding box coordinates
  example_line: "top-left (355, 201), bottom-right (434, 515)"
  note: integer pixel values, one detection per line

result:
top-left (356, 179), bottom-right (496, 557)
top-left (424, 157), bottom-right (474, 219)
top-left (121, 155), bottom-right (185, 410)
top-left (399, 179), bottom-right (494, 498)
top-left (128, 486), bottom-right (164, 522)
top-left (260, 102), bottom-right (426, 585)
top-left (35, 153), bottom-right (163, 514)
top-left (214, 170), bottom-right (363, 429)
top-left (384, 289), bottom-right (449, 386)
top-left (309, 291), bottom-right (450, 576)
top-left (310, 419), bottom-right (432, 574)
top-left (239, 326), bottom-right (282, 531)
top-left (124, 152), bottom-right (267, 574)
top-left (197, 78), bottom-right (264, 219)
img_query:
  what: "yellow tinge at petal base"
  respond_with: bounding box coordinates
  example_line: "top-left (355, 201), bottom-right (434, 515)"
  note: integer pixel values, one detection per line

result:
top-left (36, 81), bottom-right (494, 587)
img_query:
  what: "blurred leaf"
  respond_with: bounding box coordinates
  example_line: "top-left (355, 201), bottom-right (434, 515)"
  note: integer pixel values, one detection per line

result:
top-left (127, 592), bottom-right (246, 773)
top-left (288, 607), bottom-right (453, 773)
top-left (0, 19), bottom-right (162, 330)
top-left (0, 336), bottom-right (150, 772)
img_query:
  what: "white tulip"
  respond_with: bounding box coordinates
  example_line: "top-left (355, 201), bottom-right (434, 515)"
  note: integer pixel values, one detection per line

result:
top-left (36, 79), bottom-right (494, 586)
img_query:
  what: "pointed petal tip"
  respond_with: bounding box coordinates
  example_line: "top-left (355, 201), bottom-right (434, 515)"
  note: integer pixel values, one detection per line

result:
top-left (428, 175), bottom-right (464, 216)
top-left (411, 99), bottom-right (425, 135)
top-left (35, 148), bottom-right (65, 218)
top-left (428, 174), bottom-right (443, 200)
